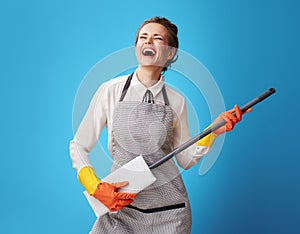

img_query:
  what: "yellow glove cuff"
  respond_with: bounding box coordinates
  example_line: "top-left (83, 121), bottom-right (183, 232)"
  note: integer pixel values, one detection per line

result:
top-left (78, 166), bottom-right (101, 195)
top-left (196, 125), bottom-right (219, 147)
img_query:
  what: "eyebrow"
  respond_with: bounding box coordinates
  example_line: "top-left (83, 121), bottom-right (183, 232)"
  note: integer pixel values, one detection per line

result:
top-left (140, 32), bottom-right (164, 37)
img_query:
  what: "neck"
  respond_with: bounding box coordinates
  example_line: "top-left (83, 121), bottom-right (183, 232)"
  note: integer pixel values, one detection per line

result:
top-left (136, 66), bottom-right (163, 88)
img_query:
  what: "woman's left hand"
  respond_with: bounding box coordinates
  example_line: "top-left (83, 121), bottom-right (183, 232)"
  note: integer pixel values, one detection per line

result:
top-left (212, 105), bottom-right (251, 135)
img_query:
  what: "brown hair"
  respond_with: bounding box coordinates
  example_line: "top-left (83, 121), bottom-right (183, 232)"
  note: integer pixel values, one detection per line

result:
top-left (135, 16), bottom-right (179, 72)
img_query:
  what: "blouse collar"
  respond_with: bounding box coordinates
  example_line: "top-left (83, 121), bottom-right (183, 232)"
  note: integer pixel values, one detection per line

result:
top-left (131, 70), bottom-right (165, 99)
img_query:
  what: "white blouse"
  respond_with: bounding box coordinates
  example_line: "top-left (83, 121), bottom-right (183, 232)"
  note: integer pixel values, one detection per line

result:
top-left (70, 71), bottom-right (211, 174)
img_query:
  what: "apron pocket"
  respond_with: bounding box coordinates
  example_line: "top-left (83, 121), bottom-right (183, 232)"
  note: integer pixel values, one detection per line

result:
top-left (126, 203), bottom-right (185, 213)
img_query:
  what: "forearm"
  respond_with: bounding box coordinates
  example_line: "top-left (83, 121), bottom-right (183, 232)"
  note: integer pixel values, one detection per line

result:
top-left (70, 83), bottom-right (108, 192)
top-left (175, 134), bottom-right (217, 170)
top-left (78, 166), bottom-right (101, 195)
top-left (69, 140), bottom-right (92, 171)
top-left (69, 140), bottom-right (100, 194)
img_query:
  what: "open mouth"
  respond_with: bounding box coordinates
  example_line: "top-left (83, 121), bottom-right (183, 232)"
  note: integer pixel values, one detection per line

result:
top-left (142, 48), bottom-right (156, 56)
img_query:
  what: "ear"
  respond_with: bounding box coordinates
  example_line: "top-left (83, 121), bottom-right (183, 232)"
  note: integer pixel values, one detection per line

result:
top-left (167, 47), bottom-right (177, 60)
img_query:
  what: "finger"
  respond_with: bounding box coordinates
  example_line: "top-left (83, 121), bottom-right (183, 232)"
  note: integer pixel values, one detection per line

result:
top-left (112, 181), bottom-right (129, 188)
top-left (115, 191), bottom-right (137, 199)
top-left (221, 113), bottom-right (234, 130)
top-left (225, 112), bottom-right (238, 123)
top-left (109, 205), bottom-right (123, 212)
top-left (109, 199), bottom-right (134, 212)
top-left (244, 107), bottom-right (252, 113)
top-left (117, 199), bottom-right (134, 207)
top-left (234, 105), bottom-right (242, 121)
top-left (228, 107), bottom-right (235, 114)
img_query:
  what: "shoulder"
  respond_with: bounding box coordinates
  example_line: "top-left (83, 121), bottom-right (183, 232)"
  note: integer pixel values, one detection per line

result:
top-left (164, 84), bottom-right (185, 104)
top-left (164, 84), bottom-right (186, 113)
top-left (94, 74), bottom-right (129, 96)
top-left (101, 75), bottom-right (128, 90)
top-left (89, 74), bottom-right (130, 107)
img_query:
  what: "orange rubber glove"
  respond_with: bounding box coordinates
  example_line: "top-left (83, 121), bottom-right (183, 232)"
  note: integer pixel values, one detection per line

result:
top-left (93, 181), bottom-right (137, 212)
top-left (213, 105), bottom-right (252, 135)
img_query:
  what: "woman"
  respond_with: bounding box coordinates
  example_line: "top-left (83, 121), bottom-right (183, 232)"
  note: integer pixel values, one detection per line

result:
top-left (70, 16), bottom-right (245, 233)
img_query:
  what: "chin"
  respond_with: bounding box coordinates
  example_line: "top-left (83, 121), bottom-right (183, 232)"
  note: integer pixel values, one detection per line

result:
top-left (139, 59), bottom-right (164, 68)
top-left (139, 64), bottom-right (163, 70)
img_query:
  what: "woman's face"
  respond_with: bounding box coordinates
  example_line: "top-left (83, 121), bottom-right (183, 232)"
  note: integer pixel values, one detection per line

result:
top-left (135, 23), bottom-right (175, 69)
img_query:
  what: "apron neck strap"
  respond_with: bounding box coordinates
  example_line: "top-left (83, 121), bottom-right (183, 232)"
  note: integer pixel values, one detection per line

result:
top-left (119, 73), bottom-right (134, 102)
top-left (161, 85), bottom-right (170, 106)
top-left (119, 73), bottom-right (170, 106)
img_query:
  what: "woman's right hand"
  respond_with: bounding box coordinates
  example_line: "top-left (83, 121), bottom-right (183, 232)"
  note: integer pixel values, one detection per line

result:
top-left (93, 181), bottom-right (137, 211)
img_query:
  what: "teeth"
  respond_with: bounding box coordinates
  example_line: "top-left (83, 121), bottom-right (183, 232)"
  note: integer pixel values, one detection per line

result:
top-left (142, 48), bottom-right (155, 56)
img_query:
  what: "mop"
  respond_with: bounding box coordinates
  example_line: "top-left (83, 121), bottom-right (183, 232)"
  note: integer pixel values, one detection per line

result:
top-left (84, 88), bottom-right (276, 217)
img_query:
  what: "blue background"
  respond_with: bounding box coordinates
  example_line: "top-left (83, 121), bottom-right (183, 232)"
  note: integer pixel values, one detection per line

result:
top-left (1, 0), bottom-right (299, 233)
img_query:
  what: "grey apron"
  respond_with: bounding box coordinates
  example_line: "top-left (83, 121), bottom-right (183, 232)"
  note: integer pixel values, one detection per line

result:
top-left (90, 74), bottom-right (192, 234)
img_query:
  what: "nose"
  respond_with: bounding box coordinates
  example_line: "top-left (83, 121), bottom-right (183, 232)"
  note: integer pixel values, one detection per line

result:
top-left (145, 36), bottom-right (153, 44)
